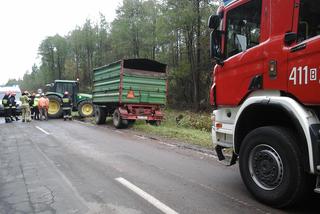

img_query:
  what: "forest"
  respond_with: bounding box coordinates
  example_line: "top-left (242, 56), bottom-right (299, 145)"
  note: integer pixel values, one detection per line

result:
top-left (6, 0), bottom-right (219, 111)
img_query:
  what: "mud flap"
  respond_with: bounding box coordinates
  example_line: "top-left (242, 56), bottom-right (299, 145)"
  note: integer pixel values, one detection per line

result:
top-left (215, 145), bottom-right (238, 166)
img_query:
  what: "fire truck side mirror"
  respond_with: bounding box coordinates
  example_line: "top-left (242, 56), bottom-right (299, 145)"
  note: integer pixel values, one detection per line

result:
top-left (284, 32), bottom-right (297, 46)
top-left (210, 31), bottom-right (224, 66)
top-left (208, 15), bottom-right (221, 30)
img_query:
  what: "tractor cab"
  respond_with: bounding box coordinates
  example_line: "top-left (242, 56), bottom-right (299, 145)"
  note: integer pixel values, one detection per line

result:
top-left (47, 80), bottom-right (79, 103)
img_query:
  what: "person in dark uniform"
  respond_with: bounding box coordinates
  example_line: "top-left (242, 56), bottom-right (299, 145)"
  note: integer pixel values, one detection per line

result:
top-left (2, 91), bottom-right (11, 123)
top-left (29, 92), bottom-right (35, 119)
top-left (9, 92), bottom-right (19, 121)
top-left (62, 91), bottom-right (72, 121)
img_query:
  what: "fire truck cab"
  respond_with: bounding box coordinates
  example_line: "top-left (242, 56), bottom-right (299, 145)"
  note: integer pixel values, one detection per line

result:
top-left (209, 0), bottom-right (320, 208)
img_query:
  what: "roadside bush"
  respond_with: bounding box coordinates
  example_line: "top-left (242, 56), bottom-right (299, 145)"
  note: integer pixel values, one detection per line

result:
top-left (166, 109), bottom-right (211, 132)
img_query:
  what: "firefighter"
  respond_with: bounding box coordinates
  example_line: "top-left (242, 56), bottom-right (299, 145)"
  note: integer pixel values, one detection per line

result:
top-left (20, 91), bottom-right (31, 122)
top-left (2, 91), bottom-right (11, 123)
top-left (62, 91), bottom-right (72, 121)
top-left (38, 93), bottom-right (49, 121)
top-left (33, 93), bottom-right (40, 120)
top-left (9, 92), bottom-right (19, 121)
top-left (29, 92), bottom-right (35, 119)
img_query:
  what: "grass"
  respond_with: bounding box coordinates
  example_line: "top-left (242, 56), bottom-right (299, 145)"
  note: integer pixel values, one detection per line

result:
top-left (132, 109), bottom-right (213, 149)
top-left (75, 108), bottom-right (213, 149)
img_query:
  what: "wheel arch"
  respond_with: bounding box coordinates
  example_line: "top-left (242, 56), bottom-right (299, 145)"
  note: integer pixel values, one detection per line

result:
top-left (46, 92), bottom-right (63, 99)
top-left (234, 97), bottom-right (315, 173)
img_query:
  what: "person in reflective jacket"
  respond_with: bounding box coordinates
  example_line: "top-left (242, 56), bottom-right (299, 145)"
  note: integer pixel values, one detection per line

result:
top-left (38, 93), bottom-right (49, 121)
top-left (62, 91), bottom-right (72, 121)
top-left (29, 92), bottom-right (35, 119)
top-left (20, 91), bottom-right (31, 122)
top-left (33, 93), bottom-right (40, 120)
top-left (9, 92), bottom-right (19, 121)
top-left (2, 91), bottom-right (11, 123)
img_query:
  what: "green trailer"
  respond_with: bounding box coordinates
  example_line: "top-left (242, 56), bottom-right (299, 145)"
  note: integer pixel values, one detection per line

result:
top-left (93, 58), bottom-right (167, 128)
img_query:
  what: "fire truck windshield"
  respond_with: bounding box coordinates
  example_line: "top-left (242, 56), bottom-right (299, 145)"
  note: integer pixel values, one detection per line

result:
top-left (224, 0), bottom-right (262, 59)
top-left (298, 0), bottom-right (320, 42)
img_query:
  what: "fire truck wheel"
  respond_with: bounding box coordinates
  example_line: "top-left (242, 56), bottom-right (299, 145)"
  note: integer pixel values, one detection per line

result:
top-left (239, 126), bottom-right (308, 208)
top-left (95, 106), bottom-right (106, 124)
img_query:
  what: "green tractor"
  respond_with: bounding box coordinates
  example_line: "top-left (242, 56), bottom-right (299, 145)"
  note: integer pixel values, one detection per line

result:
top-left (46, 80), bottom-right (94, 118)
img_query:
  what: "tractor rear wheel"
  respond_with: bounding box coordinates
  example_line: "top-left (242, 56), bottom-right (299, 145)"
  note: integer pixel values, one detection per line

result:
top-left (47, 95), bottom-right (63, 118)
top-left (78, 100), bottom-right (94, 117)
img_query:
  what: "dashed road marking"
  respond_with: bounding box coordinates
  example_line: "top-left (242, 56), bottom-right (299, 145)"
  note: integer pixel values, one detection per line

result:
top-left (115, 177), bottom-right (179, 214)
top-left (36, 126), bottom-right (50, 135)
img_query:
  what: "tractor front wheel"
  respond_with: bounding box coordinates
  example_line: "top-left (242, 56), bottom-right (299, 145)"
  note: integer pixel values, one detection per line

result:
top-left (78, 100), bottom-right (94, 117)
top-left (47, 95), bottom-right (63, 118)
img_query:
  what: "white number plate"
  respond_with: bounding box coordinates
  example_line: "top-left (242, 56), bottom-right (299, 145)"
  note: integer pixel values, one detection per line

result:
top-left (137, 116), bottom-right (148, 120)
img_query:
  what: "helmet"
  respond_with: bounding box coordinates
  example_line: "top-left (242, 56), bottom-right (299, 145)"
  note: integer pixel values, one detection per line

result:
top-left (41, 93), bottom-right (45, 97)
top-left (64, 91), bottom-right (69, 95)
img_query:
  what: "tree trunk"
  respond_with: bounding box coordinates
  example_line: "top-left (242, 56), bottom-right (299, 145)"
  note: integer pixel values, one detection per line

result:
top-left (193, 0), bottom-right (201, 111)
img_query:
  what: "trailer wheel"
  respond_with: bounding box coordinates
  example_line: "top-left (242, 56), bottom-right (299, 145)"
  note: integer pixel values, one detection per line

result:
top-left (149, 120), bottom-right (161, 126)
top-left (239, 126), bottom-right (308, 208)
top-left (47, 95), bottom-right (63, 118)
top-left (78, 100), bottom-right (94, 117)
top-left (95, 106), bottom-right (106, 124)
top-left (113, 109), bottom-right (126, 129)
top-left (128, 120), bottom-right (136, 127)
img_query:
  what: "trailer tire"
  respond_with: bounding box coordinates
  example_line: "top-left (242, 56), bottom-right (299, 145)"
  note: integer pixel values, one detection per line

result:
top-left (47, 95), bottom-right (63, 118)
top-left (95, 106), bottom-right (107, 124)
top-left (113, 109), bottom-right (126, 129)
top-left (239, 126), bottom-right (308, 208)
top-left (128, 120), bottom-right (135, 127)
top-left (149, 120), bottom-right (161, 126)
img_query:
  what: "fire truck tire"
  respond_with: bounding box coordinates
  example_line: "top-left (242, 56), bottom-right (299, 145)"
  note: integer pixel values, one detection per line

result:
top-left (239, 126), bottom-right (308, 208)
top-left (95, 106), bottom-right (106, 124)
top-left (113, 109), bottom-right (127, 129)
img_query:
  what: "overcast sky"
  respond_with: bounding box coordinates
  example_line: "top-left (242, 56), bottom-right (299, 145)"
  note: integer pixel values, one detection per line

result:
top-left (0, 0), bottom-right (122, 85)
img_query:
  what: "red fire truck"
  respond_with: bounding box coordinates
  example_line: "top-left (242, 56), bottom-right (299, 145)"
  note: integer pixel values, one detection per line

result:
top-left (209, 0), bottom-right (320, 208)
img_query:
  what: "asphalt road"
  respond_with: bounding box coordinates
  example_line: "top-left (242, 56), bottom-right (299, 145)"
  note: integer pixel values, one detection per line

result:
top-left (0, 118), bottom-right (318, 214)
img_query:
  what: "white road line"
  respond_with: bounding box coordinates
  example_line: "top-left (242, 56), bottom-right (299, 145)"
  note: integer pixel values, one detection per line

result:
top-left (115, 177), bottom-right (179, 214)
top-left (159, 141), bottom-right (176, 148)
top-left (134, 135), bottom-right (146, 140)
top-left (35, 126), bottom-right (50, 135)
